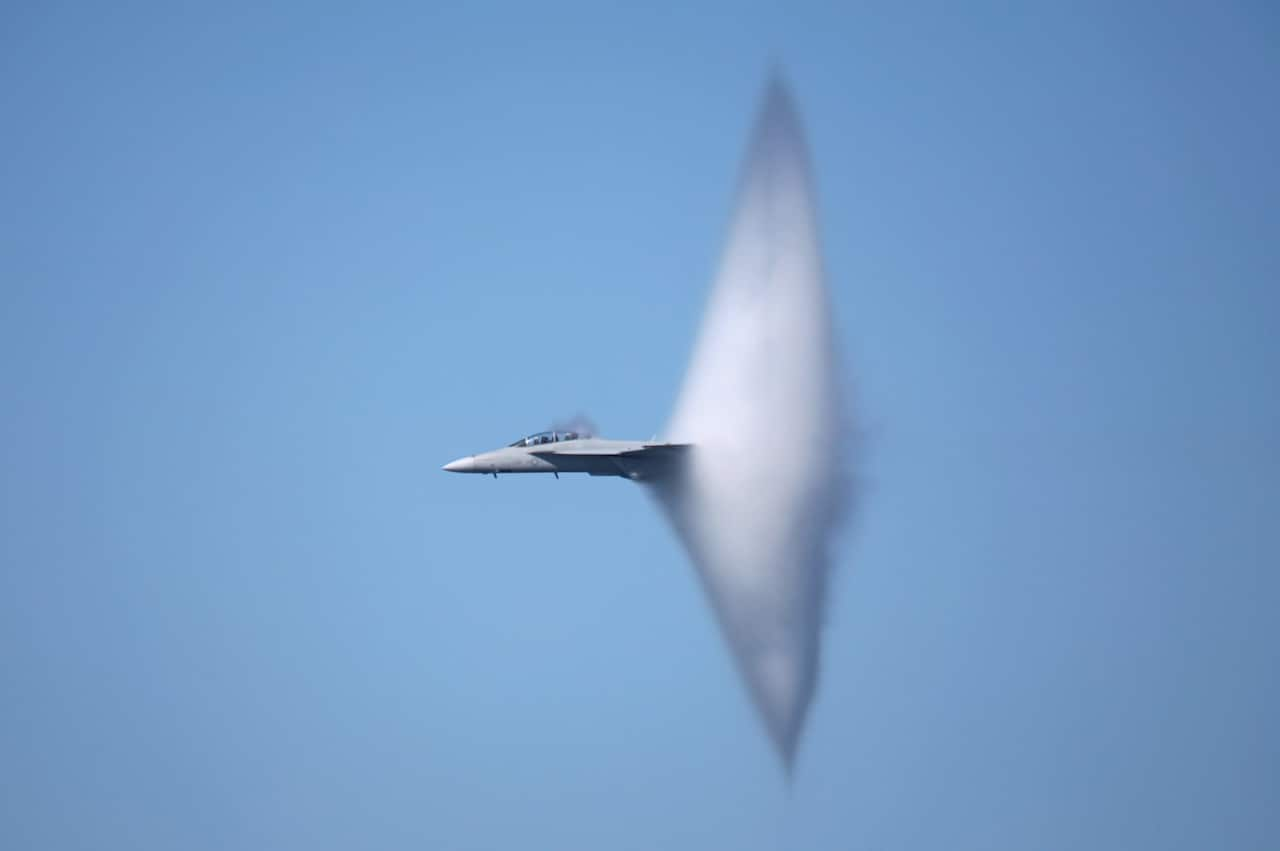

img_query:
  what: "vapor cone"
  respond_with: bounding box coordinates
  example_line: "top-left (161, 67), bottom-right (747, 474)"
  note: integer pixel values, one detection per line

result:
top-left (653, 79), bottom-right (847, 768)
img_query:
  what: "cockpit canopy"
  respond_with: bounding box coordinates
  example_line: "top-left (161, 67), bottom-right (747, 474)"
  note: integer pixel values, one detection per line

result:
top-left (509, 430), bottom-right (584, 448)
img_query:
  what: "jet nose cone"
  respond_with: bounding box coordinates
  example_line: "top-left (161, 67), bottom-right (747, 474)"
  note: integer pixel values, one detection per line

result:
top-left (442, 456), bottom-right (476, 473)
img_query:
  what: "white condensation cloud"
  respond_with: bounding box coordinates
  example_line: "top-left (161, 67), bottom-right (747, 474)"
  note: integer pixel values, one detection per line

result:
top-left (651, 78), bottom-right (849, 770)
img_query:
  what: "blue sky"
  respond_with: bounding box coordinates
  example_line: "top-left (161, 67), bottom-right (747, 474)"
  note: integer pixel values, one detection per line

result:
top-left (2, 2), bottom-right (1277, 849)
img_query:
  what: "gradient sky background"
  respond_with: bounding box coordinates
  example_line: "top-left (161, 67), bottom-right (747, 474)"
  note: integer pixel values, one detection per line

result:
top-left (2, 3), bottom-right (1277, 849)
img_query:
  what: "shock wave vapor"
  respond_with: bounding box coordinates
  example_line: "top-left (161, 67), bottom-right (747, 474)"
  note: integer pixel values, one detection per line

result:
top-left (445, 78), bottom-right (849, 770)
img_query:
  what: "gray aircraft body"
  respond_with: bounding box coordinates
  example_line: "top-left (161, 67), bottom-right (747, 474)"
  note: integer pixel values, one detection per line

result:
top-left (443, 430), bottom-right (690, 480)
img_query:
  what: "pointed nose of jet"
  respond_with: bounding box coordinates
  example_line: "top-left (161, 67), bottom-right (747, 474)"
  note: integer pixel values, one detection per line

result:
top-left (442, 456), bottom-right (476, 473)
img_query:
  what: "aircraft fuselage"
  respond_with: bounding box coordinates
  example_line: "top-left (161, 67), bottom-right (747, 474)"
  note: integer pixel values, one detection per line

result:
top-left (443, 432), bottom-right (689, 480)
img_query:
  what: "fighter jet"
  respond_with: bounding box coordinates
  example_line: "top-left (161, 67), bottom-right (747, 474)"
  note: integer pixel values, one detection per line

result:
top-left (439, 77), bottom-right (846, 771)
top-left (442, 430), bottom-right (691, 480)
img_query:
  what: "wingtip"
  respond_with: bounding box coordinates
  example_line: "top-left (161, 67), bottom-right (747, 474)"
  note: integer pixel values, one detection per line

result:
top-left (764, 63), bottom-right (791, 95)
top-left (762, 74), bottom-right (794, 114)
top-left (748, 70), bottom-right (807, 165)
top-left (776, 726), bottom-right (801, 777)
top-left (764, 61), bottom-right (801, 105)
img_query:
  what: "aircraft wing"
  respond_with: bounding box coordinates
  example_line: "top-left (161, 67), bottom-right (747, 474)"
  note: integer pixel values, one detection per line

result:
top-left (534, 443), bottom-right (691, 457)
top-left (529, 442), bottom-right (691, 478)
